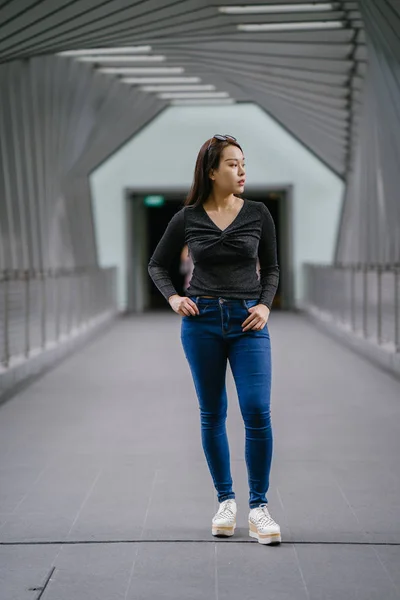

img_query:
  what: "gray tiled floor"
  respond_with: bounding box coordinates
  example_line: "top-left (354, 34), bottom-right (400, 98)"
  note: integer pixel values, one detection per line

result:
top-left (0, 312), bottom-right (399, 599)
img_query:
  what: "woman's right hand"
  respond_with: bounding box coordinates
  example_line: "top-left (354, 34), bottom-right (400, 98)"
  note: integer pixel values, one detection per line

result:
top-left (168, 294), bottom-right (199, 317)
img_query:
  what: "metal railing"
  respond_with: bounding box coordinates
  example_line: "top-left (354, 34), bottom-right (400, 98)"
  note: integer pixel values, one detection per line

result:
top-left (304, 264), bottom-right (400, 352)
top-left (0, 267), bottom-right (117, 368)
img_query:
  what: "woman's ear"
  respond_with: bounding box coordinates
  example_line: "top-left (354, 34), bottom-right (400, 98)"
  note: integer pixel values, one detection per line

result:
top-left (209, 169), bottom-right (215, 181)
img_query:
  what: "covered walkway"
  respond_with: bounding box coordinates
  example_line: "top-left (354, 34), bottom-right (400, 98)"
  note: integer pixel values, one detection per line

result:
top-left (1, 313), bottom-right (399, 599)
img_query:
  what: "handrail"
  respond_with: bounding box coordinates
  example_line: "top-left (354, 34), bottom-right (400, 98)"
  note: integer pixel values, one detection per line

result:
top-left (0, 267), bottom-right (117, 368)
top-left (304, 264), bottom-right (400, 352)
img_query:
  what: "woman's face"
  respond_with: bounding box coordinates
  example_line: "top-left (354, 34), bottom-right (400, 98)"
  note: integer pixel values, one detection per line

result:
top-left (209, 144), bottom-right (246, 195)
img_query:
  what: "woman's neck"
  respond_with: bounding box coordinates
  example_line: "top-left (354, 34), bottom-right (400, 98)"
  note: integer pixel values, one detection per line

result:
top-left (204, 194), bottom-right (240, 211)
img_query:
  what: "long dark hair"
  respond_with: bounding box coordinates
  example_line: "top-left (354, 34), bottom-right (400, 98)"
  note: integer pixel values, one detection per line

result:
top-left (184, 137), bottom-right (243, 208)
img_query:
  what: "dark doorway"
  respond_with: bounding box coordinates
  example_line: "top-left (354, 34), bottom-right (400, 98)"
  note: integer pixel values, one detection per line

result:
top-left (147, 199), bottom-right (185, 310)
top-left (246, 191), bottom-right (284, 309)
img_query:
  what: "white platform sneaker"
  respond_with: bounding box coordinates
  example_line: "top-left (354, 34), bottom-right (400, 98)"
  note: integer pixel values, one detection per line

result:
top-left (212, 499), bottom-right (237, 537)
top-left (248, 504), bottom-right (281, 545)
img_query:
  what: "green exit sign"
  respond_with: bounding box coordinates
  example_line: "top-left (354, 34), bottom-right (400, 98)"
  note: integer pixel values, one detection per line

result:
top-left (144, 195), bottom-right (165, 207)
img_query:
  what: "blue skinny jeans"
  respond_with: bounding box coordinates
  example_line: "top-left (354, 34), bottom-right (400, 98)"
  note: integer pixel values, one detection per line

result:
top-left (180, 296), bottom-right (273, 509)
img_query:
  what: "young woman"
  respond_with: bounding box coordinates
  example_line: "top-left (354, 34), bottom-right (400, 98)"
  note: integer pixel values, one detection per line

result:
top-left (148, 134), bottom-right (281, 545)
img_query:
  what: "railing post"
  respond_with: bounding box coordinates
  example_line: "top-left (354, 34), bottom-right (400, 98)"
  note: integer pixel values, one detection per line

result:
top-left (307, 265), bottom-right (311, 307)
top-left (24, 269), bottom-right (30, 358)
top-left (81, 268), bottom-right (88, 328)
top-left (40, 269), bottom-right (47, 349)
top-left (320, 266), bottom-right (324, 311)
top-left (66, 269), bottom-right (72, 336)
top-left (78, 267), bottom-right (85, 327)
top-left (310, 265), bottom-right (314, 308)
top-left (395, 266), bottom-right (399, 352)
top-left (2, 269), bottom-right (10, 368)
top-left (377, 265), bottom-right (382, 345)
top-left (54, 269), bottom-right (60, 342)
top-left (88, 268), bottom-right (93, 322)
top-left (314, 266), bottom-right (318, 309)
top-left (362, 265), bottom-right (368, 339)
top-left (342, 265), bottom-right (347, 324)
top-left (350, 265), bottom-right (356, 331)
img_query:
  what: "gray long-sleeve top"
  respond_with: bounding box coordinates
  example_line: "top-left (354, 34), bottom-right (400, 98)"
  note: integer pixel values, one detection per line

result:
top-left (148, 198), bottom-right (279, 309)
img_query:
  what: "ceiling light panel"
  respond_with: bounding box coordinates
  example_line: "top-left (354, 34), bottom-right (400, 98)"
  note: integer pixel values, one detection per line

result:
top-left (58, 46), bottom-right (152, 56)
top-left (219, 4), bottom-right (336, 14)
top-left (171, 99), bottom-right (236, 105)
top-left (238, 21), bottom-right (344, 31)
top-left (158, 92), bottom-right (230, 99)
top-left (120, 77), bottom-right (202, 84)
top-left (140, 85), bottom-right (216, 92)
top-left (78, 55), bottom-right (166, 63)
top-left (100, 67), bottom-right (185, 75)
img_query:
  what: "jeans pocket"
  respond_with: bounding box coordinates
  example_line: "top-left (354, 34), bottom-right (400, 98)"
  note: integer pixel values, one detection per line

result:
top-left (244, 299), bottom-right (259, 310)
top-left (184, 297), bottom-right (201, 317)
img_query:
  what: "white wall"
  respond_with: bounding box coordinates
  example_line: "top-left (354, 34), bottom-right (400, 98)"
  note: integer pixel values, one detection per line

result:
top-left (90, 103), bottom-right (344, 310)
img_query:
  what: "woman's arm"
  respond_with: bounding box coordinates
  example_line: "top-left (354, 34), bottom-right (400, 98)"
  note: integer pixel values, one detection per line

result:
top-left (148, 208), bottom-right (186, 302)
top-left (257, 203), bottom-right (280, 309)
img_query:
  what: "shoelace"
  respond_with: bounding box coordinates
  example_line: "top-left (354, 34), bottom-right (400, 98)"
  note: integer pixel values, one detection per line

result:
top-left (254, 504), bottom-right (277, 527)
top-left (217, 500), bottom-right (236, 520)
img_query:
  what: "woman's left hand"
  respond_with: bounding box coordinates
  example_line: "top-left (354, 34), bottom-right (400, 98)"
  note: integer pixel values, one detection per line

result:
top-left (242, 304), bottom-right (270, 332)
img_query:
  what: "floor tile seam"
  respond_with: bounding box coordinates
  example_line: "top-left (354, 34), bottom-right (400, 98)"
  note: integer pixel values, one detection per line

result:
top-left (65, 467), bottom-right (104, 540)
top-left (330, 471), bottom-right (368, 540)
top-left (0, 458), bottom-right (56, 534)
top-left (370, 545), bottom-right (400, 596)
top-left (123, 469), bottom-right (159, 600)
top-left (291, 544), bottom-right (311, 600)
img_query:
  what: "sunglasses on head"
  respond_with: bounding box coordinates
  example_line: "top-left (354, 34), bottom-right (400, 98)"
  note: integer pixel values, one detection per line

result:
top-left (207, 134), bottom-right (237, 152)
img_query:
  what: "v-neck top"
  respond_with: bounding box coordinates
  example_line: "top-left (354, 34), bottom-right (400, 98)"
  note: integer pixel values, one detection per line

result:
top-left (147, 198), bottom-right (279, 309)
top-left (200, 198), bottom-right (246, 232)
